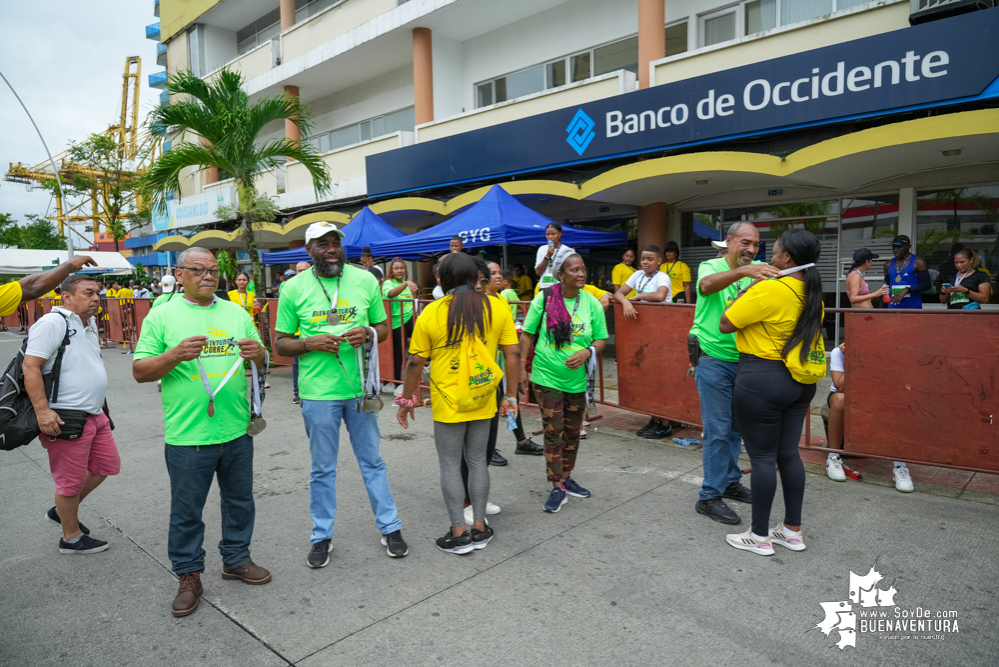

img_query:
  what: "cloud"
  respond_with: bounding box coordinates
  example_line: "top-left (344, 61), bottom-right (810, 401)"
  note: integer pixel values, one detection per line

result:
top-left (0, 0), bottom-right (162, 245)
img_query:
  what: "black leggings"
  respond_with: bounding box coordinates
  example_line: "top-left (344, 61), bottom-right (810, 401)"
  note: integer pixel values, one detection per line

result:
top-left (390, 318), bottom-right (414, 382)
top-left (732, 354), bottom-right (815, 536)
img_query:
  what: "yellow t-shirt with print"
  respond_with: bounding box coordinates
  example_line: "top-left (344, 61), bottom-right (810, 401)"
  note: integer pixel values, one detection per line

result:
top-left (409, 294), bottom-right (518, 424)
top-left (0, 282), bottom-right (22, 316)
top-left (612, 263), bottom-right (636, 298)
top-left (106, 288), bottom-right (118, 298)
top-left (228, 289), bottom-right (256, 318)
top-left (660, 260), bottom-right (691, 300)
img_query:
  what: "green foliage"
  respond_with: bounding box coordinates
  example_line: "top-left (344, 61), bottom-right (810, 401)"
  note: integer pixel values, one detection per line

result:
top-left (215, 190), bottom-right (279, 225)
top-left (20, 215), bottom-right (67, 250)
top-left (0, 213), bottom-right (22, 248)
top-left (215, 250), bottom-right (238, 281)
top-left (132, 262), bottom-right (149, 283)
top-left (916, 228), bottom-right (973, 257)
top-left (753, 201), bottom-right (831, 238)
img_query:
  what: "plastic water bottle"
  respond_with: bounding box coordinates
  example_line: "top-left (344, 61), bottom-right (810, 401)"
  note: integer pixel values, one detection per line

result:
top-left (506, 411), bottom-right (517, 431)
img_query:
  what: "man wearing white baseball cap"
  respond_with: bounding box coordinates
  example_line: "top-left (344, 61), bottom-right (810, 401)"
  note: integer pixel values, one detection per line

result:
top-left (152, 274), bottom-right (180, 308)
top-left (274, 221), bottom-right (408, 566)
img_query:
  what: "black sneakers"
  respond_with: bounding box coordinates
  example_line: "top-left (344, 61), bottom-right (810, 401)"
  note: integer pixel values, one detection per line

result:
top-left (636, 417), bottom-right (657, 436)
top-left (695, 497), bottom-right (741, 525)
top-left (470, 525), bottom-right (494, 550)
top-left (46, 506), bottom-right (90, 535)
top-left (59, 534), bottom-right (109, 554)
top-left (722, 482), bottom-right (752, 504)
top-left (515, 438), bottom-right (544, 455)
top-left (490, 450), bottom-right (508, 466)
top-left (436, 528), bottom-right (474, 555)
top-left (644, 420), bottom-right (673, 439)
top-left (380, 530), bottom-right (409, 558)
top-left (307, 539), bottom-right (332, 568)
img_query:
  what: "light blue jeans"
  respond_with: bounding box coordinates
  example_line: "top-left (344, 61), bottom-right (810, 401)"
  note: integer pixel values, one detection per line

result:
top-left (695, 354), bottom-right (744, 501)
top-left (301, 400), bottom-right (401, 543)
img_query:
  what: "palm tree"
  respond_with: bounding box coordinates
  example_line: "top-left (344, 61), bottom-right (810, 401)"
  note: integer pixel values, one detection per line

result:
top-left (138, 69), bottom-right (331, 293)
top-left (753, 201), bottom-right (831, 238)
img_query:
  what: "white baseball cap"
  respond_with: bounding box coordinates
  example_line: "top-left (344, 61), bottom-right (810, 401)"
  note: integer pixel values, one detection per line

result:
top-left (304, 220), bottom-right (346, 245)
top-left (161, 275), bottom-right (177, 291)
top-left (711, 239), bottom-right (727, 250)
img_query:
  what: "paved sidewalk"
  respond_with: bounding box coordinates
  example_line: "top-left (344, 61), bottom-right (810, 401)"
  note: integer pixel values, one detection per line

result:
top-left (1, 339), bottom-right (996, 666)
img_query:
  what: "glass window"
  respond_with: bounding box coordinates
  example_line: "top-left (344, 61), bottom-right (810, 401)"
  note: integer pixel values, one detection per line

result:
top-left (664, 22), bottom-right (687, 57)
top-left (359, 120), bottom-right (371, 142)
top-left (594, 36), bottom-right (638, 76)
top-left (704, 12), bottom-right (736, 46)
top-left (570, 52), bottom-right (591, 82)
top-left (384, 106), bottom-right (415, 133)
top-left (745, 0), bottom-right (776, 35)
top-left (476, 82), bottom-right (493, 108)
top-left (501, 65), bottom-right (545, 101)
top-left (371, 115), bottom-right (387, 137)
top-left (546, 59), bottom-right (566, 89)
top-left (328, 125), bottom-right (359, 151)
top-left (781, 0), bottom-right (833, 25)
top-left (836, 0), bottom-right (871, 8)
top-left (917, 186), bottom-right (999, 284)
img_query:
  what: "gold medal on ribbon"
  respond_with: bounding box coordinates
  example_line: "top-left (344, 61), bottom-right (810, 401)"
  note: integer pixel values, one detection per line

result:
top-left (327, 310), bottom-right (340, 326)
top-left (207, 400), bottom-right (216, 417)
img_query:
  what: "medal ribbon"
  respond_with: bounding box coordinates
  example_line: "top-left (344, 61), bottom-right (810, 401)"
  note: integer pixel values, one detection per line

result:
top-left (196, 356), bottom-right (244, 414)
top-left (357, 327), bottom-right (380, 395)
top-left (312, 268), bottom-right (340, 323)
top-left (249, 351), bottom-right (269, 417)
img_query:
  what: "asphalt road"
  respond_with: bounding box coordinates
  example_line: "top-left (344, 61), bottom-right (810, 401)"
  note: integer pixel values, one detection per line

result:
top-left (1, 336), bottom-right (996, 666)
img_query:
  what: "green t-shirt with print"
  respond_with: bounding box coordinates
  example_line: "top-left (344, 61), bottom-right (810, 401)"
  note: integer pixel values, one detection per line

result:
top-left (500, 288), bottom-right (520, 319)
top-left (523, 290), bottom-right (608, 393)
top-left (381, 279), bottom-right (414, 329)
top-left (151, 292), bottom-right (181, 308)
top-left (276, 265), bottom-right (388, 401)
top-left (134, 296), bottom-right (262, 446)
top-left (689, 257), bottom-right (761, 363)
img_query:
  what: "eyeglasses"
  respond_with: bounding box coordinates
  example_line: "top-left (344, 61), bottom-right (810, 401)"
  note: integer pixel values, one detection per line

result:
top-left (178, 267), bottom-right (221, 278)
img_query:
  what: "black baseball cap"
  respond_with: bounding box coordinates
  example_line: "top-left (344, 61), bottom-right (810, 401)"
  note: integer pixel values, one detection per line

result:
top-left (891, 235), bottom-right (911, 246)
top-left (853, 248), bottom-right (879, 263)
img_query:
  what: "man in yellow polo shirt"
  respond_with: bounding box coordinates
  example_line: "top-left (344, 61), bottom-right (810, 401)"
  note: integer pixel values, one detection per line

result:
top-left (0, 255), bottom-right (97, 317)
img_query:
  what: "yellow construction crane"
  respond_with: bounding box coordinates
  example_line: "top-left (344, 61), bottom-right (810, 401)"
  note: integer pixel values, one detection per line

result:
top-left (4, 56), bottom-right (161, 247)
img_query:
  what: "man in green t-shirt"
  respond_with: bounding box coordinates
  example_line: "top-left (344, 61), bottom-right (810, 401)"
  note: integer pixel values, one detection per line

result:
top-left (274, 221), bottom-right (407, 566)
top-left (689, 222), bottom-right (780, 526)
top-left (133, 248), bottom-right (270, 619)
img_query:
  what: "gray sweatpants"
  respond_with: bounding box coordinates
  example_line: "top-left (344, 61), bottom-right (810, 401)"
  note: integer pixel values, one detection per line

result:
top-left (433, 419), bottom-right (491, 527)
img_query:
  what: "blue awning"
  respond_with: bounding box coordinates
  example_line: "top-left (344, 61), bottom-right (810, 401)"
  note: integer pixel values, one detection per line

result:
top-left (262, 207), bottom-right (404, 265)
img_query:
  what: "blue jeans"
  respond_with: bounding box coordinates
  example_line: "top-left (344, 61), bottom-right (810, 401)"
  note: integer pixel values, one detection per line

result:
top-left (301, 400), bottom-right (401, 543)
top-left (164, 435), bottom-right (255, 574)
top-left (695, 354), bottom-right (743, 501)
top-left (292, 357), bottom-right (300, 395)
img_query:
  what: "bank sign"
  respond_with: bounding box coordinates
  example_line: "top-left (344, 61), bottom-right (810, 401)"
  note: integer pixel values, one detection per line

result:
top-left (367, 10), bottom-right (999, 196)
top-left (151, 186), bottom-right (238, 232)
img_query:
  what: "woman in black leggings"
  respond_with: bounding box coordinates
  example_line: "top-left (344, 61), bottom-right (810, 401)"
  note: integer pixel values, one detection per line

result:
top-left (719, 228), bottom-right (825, 556)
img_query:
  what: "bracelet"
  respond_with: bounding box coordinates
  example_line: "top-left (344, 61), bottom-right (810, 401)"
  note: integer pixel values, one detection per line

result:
top-left (504, 396), bottom-right (518, 402)
top-left (394, 395), bottom-right (420, 408)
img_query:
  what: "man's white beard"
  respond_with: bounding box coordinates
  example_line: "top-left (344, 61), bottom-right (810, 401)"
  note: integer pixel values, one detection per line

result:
top-left (315, 257), bottom-right (344, 278)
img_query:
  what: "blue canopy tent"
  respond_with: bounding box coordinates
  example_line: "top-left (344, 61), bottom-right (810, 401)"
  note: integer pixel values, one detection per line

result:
top-left (368, 185), bottom-right (627, 261)
top-left (262, 207), bottom-right (405, 265)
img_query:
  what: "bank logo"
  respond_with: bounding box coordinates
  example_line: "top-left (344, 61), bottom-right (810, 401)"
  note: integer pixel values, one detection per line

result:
top-left (566, 109), bottom-right (596, 155)
top-left (815, 565), bottom-right (960, 650)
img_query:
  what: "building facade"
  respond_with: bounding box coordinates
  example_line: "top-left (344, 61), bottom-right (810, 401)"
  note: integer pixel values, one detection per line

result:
top-left (152, 0), bottom-right (999, 308)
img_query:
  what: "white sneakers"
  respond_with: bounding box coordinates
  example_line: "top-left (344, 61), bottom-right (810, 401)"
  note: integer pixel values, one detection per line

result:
top-left (727, 524), bottom-right (806, 556)
top-left (463, 502), bottom-right (501, 526)
top-left (768, 524), bottom-right (806, 551)
top-left (725, 531), bottom-right (775, 556)
top-left (826, 455), bottom-right (847, 481)
top-left (893, 464), bottom-right (914, 493)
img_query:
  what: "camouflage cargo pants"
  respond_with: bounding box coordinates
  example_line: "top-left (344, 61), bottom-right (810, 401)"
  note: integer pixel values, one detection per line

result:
top-left (533, 383), bottom-right (585, 484)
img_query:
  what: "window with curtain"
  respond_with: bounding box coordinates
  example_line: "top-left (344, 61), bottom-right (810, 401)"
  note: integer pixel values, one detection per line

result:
top-left (781, 0), bottom-right (833, 25)
top-left (704, 12), bottom-right (736, 46)
top-left (745, 0), bottom-right (777, 35)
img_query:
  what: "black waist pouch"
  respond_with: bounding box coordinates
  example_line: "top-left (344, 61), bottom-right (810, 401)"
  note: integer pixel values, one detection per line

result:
top-left (52, 410), bottom-right (91, 440)
top-left (686, 333), bottom-right (702, 367)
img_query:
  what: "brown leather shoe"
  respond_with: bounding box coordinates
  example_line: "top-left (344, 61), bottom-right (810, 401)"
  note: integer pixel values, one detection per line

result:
top-left (171, 572), bottom-right (203, 617)
top-left (222, 560), bottom-right (271, 585)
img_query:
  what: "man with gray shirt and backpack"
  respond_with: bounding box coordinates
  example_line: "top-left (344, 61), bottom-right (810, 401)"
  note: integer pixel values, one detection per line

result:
top-left (23, 274), bottom-right (119, 555)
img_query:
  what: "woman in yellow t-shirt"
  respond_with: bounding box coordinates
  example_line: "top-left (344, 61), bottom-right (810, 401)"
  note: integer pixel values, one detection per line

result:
top-left (660, 241), bottom-right (692, 303)
top-left (611, 249), bottom-right (637, 298)
top-left (396, 253), bottom-right (520, 555)
top-left (719, 228), bottom-right (824, 557)
top-left (228, 272), bottom-right (256, 318)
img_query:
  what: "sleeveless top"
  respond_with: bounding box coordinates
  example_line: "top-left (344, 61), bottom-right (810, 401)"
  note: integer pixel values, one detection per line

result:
top-left (887, 255), bottom-right (922, 309)
top-left (851, 269), bottom-right (870, 296)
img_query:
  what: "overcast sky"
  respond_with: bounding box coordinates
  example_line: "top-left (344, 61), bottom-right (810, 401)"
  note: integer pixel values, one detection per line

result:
top-left (0, 0), bottom-right (162, 237)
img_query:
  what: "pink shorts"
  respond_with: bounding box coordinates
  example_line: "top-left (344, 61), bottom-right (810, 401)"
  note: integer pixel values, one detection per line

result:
top-left (41, 411), bottom-right (121, 496)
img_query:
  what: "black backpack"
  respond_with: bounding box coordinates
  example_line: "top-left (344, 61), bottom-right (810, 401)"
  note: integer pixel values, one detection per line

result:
top-left (0, 312), bottom-right (72, 451)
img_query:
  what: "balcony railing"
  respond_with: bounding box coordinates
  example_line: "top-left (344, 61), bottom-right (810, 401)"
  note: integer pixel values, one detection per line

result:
top-left (153, 0), bottom-right (159, 18)
top-left (156, 43), bottom-right (167, 67)
top-left (148, 71), bottom-right (168, 89)
top-left (145, 22), bottom-right (160, 41)
top-left (159, 90), bottom-right (169, 106)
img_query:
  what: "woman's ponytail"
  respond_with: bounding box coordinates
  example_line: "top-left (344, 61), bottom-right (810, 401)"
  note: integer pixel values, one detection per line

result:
top-left (778, 228), bottom-right (824, 364)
